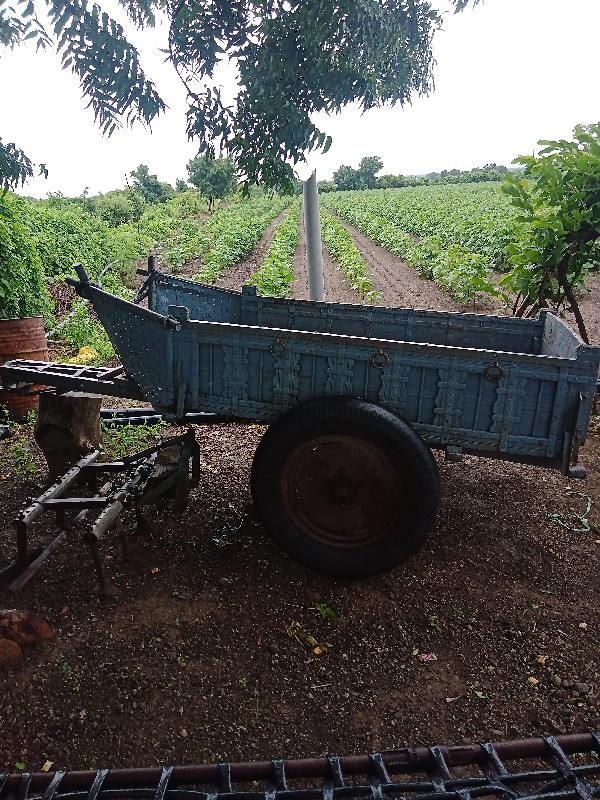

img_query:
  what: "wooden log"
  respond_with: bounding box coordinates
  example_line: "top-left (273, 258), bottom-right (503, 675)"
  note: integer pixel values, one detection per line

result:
top-left (35, 392), bottom-right (102, 479)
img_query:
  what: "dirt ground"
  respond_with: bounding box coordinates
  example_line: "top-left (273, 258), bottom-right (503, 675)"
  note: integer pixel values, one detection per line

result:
top-left (1, 220), bottom-right (599, 773)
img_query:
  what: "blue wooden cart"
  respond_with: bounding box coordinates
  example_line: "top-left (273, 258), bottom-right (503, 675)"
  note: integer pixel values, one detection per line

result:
top-left (2, 262), bottom-right (599, 576)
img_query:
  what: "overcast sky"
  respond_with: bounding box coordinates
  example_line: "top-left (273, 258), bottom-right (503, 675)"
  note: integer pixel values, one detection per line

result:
top-left (1, 0), bottom-right (599, 198)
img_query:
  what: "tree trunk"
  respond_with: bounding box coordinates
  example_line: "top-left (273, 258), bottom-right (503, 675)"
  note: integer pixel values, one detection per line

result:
top-left (557, 260), bottom-right (590, 344)
top-left (35, 392), bottom-right (102, 480)
top-left (559, 276), bottom-right (590, 344)
top-left (524, 302), bottom-right (541, 318)
top-left (514, 296), bottom-right (532, 318)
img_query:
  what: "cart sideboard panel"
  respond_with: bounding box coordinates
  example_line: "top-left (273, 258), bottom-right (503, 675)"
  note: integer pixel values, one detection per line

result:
top-left (76, 273), bottom-right (600, 472)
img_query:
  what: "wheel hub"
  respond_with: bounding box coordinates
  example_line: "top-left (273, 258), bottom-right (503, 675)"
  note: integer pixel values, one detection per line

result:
top-left (329, 478), bottom-right (356, 504)
top-left (280, 435), bottom-right (402, 549)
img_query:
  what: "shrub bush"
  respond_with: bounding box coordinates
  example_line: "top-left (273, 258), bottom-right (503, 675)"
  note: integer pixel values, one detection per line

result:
top-left (0, 194), bottom-right (51, 320)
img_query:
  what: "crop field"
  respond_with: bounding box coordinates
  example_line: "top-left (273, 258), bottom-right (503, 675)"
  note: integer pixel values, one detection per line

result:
top-left (1, 180), bottom-right (599, 773)
top-left (162, 195), bottom-right (291, 281)
top-left (6, 179), bottom-right (597, 365)
top-left (323, 184), bottom-right (518, 303)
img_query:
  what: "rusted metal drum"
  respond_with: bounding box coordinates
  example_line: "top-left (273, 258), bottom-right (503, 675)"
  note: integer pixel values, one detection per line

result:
top-left (0, 316), bottom-right (48, 421)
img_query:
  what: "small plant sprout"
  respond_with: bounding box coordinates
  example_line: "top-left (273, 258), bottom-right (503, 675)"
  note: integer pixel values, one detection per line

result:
top-left (211, 534), bottom-right (232, 548)
top-left (521, 602), bottom-right (539, 618)
top-left (254, 689), bottom-right (260, 719)
top-left (313, 603), bottom-right (336, 619)
top-left (8, 438), bottom-right (36, 479)
top-left (239, 677), bottom-right (248, 688)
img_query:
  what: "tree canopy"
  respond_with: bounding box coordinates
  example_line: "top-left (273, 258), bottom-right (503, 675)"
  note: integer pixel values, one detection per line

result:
top-left (186, 156), bottom-right (236, 210)
top-left (0, 0), bottom-right (476, 192)
top-left (129, 164), bottom-right (174, 204)
top-left (333, 156), bottom-right (384, 190)
top-left (501, 123), bottom-right (600, 343)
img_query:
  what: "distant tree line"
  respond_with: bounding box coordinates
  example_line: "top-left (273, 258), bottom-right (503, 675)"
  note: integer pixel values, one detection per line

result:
top-left (24, 153), bottom-right (511, 230)
top-left (35, 157), bottom-right (240, 228)
top-left (317, 157), bottom-right (512, 193)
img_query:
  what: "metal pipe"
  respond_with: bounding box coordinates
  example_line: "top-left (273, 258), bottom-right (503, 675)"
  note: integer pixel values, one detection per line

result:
top-left (90, 457), bottom-right (156, 540)
top-left (18, 451), bottom-right (100, 527)
top-left (100, 408), bottom-right (232, 426)
top-left (302, 170), bottom-right (325, 302)
top-left (9, 531), bottom-right (68, 592)
top-left (1, 733), bottom-right (598, 794)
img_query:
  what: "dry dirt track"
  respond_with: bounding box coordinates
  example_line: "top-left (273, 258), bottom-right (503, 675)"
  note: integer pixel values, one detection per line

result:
top-left (0, 219), bottom-right (599, 772)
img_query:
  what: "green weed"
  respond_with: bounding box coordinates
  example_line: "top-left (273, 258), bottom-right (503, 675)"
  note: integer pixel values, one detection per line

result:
top-left (100, 420), bottom-right (165, 460)
top-left (7, 417), bottom-right (37, 479)
top-left (313, 603), bottom-right (336, 619)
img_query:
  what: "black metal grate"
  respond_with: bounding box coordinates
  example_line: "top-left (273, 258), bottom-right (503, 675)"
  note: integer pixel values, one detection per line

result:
top-left (1, 734), bottom-right (599, 800)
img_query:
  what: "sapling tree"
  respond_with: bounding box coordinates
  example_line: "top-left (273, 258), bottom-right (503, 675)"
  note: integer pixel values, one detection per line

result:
top-left (501, 123), bottom-right (600, 343)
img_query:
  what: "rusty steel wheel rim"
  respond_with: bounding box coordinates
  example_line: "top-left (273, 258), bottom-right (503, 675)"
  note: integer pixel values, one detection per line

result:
top-left (280, 435), bottom-right (402, 548)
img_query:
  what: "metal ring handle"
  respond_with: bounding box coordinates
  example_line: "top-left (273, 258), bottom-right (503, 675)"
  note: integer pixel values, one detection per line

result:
top-left (370, 350), bottom-right (390, 369)
top-left (270, 339), bottom-right (287, 358)
top-left (484, 362), bottom-right (505, 381)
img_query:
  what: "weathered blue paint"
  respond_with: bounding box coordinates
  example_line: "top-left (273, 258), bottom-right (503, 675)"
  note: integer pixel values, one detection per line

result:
top-left (73, 269), bottom-right (600, 474)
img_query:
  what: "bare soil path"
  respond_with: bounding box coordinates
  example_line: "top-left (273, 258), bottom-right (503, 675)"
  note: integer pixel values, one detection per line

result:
top-left (332, 218), bottom-right (495, 313)
top-left (327, 215), bottom-right (600, 345)
top-left (290, 214), bottom-right (308, 300)
top-left (2, 421), bottom-right (599, 770)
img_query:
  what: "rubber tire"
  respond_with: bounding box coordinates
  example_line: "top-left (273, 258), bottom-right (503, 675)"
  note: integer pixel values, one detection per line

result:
top-left (251, 397), bottom-right (440, 577)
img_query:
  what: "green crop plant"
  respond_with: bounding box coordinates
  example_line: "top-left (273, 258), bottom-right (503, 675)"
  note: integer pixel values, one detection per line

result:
top-left (2, 188), bottom-right (211, 373)
top-left (56, 299), bottom-right (115, 364)
top-left (325, 184), bottom-right (515, 304)
top-left (248, 200), bottom-right (301, 297)
top-left (320, 210), bottom-right (380, 303)
top-left (0, 194), bottom-right (52, 320)
top-left (161, 195), bottom-right (291, 279)
top-left (9, 195), bottom-right (109, 280)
